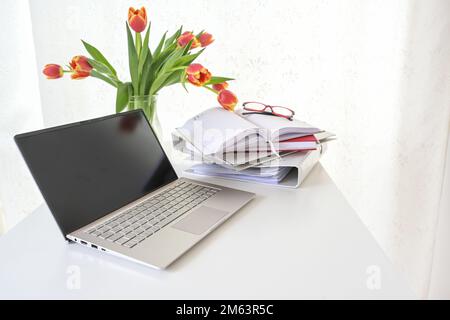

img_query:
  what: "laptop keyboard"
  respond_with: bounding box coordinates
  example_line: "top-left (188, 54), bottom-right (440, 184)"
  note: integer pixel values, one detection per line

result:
top-left (86, 181), bottom-right (219, 248)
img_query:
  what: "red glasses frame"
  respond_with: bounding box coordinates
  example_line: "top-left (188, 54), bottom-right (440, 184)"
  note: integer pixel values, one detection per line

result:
top-left (242, 101), bottom-right (295, 120)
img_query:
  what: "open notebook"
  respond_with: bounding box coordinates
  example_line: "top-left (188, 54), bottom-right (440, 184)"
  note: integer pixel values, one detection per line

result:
top-left (173, 107), bottom-right (322, 165)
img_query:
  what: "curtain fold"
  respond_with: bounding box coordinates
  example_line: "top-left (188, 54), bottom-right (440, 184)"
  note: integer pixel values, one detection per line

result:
top-left (429, 128), bottom-right (450, 298)
top-left (0, 0), bottom-right (44, 230)
top-left (388, 0), bottom-right (450, 298)
top-left (0, 201), bottom-right (5, 235)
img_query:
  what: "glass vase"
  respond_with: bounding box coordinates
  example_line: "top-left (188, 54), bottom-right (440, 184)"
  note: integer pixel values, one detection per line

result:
top-left (128, 95), bottom-right (162, 139)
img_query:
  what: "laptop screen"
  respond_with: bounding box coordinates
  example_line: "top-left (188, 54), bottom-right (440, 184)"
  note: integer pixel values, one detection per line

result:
top-left (15, 110), bottom-right (178, 236)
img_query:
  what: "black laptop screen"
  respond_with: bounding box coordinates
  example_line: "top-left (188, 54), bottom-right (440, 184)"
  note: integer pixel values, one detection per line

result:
top-left (15, 110), bottom-right (178, 236)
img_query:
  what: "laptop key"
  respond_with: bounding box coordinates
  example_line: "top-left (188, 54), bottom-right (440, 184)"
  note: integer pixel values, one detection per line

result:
top-left (100, 231), bottom-right (114, 239)
top-left (108, 233), bottom-right (122, 242)
top-left (92, 230), bottom-right (102, 237)
top-left (115, 237), bottom-right (128, 245)
top-left (134, 234), bottom-right (146, 242)
top-left (142, 230), bottom-right (154, 237)
top-left (123, 241), bottom-right (136, 248)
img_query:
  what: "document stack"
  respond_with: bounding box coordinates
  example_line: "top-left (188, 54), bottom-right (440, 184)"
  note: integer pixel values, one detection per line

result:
top-left (172, 107), bottom-right (335, 188)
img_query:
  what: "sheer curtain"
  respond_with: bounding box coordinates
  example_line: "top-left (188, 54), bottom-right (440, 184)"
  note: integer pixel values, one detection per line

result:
top-left (0, 0), bottom-right (43, 233)
top-left (1, 0), bottom-right (449, 297)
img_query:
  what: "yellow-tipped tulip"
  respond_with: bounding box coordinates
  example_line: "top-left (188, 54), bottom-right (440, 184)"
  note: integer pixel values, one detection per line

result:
top-left (69, 55), bottom-right (93, 79)
top-left (212, 82), bottom-right (228, 92)
top-left (42, 64), bottom-right (63, 79)
top-left (177, 31), bottom-right (200, 49)
top-left (186, 63), bottom-right (211, 86)
top-left (198, 32), bottom-right (214, 47)
top-left (128, 7), bottom-right (147, 33)
top-left (217, 90), bottom-right (238, 111)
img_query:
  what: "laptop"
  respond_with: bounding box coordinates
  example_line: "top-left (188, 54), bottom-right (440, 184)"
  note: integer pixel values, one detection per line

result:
top-left (15, 110), bottom-right (255, 269)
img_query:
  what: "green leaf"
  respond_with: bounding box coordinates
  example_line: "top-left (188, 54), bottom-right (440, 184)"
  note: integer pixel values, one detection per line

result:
top-left (149, 72), bottom-right (173, 95)
top-left (82, 40), bottom-right (117, 76)
top-left (196, 30), bottom-right (204, 38)
top-left (160, 71), bottom-right (180, 88)
top-left (90, 70), bottom-right (118, 87)
top-left (139, 53), bottom-right (153, 95)
top-left (153, 31), bottom-right (167, 59)
top-left (205, 76), bottom-right (235, 85)
top-left (167, 66), bottom-right (187, 72)
top-left (87, 58), bottom-right (115, 77)
top-left (160, 69), bottom-right (186, 88)
top-left (174, 49), bottom-right (204, 67)
top-left (165, 26), bottom-right (182, 48)
top-left (116, 82), bottom-right (131, 113)
top-left (127, 84), bottom-right (133, 108)
top-left (126, 22), bottom-right (139, 94)
top-left (159, 47), bottom-right (185, 74)
top-left (158, 43), bottom-right (177, 66)
top-left (181, 39), bottom-right (194, 55)
top-left (142, 32), bottom-right (182, 96)
top-left (145, 43), bottom-right (176, 94)
top-left (147, 49), bottom-right (184, 95)
top-left (138, 23), bottom-right (151, 78)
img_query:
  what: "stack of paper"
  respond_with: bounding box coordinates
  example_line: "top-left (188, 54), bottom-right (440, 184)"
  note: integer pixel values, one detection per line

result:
top-left (172, 107), bottom-right (335, 187)
top-left (188, 164), bottom-right (293, 184)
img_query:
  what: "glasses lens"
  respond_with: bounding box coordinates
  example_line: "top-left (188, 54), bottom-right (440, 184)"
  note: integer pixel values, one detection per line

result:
top-left (272, 106), bottom-right (294, 117)
top-left (243, 102), bottom-right (267, 111)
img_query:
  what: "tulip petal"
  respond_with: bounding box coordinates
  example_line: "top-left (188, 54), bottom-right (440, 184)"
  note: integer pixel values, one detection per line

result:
top-left (218, 90), bottom-right (238, 111)
top-left (128, 6), bottom-right (147, 33)
top-left (186, 63), bottom-right (211, 87)
top-left (199, 32), bottom-right (214, 47)
top-left (43, 64), bottom-right (63, 79)
top-left (212, 82), bottom-right (228, 92)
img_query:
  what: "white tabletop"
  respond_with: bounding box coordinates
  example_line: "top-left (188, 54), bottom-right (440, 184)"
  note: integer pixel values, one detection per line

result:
top-left (0, 163), bottom-right (414, 299)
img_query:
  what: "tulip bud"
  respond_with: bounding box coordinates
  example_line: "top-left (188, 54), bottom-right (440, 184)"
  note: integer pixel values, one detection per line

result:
top-left (128, 7), bottom-right (147, 33)
top-left (186, 63), bottom-right (212, 87)
top-left (42, 64), bottom-right (63, 79)
top-left (217, 90), bottom-right (238, 111)
top-left (69, 55), bottom-right (93, 80)
top-left (212, 82), bottom-right (228, 92)
top-left (177, 31), bottom-right (200, 49)
top-left (198, 32), bottom-right (214, 47)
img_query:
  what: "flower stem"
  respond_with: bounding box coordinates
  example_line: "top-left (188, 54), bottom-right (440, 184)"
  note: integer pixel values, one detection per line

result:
top-left (203, 85), bottom-right (219, 94)
top-left (136, 32), bottom-right (142, 58)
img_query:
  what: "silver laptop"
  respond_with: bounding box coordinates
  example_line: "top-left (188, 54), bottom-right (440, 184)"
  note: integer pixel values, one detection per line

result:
top-left (15, 110), bottom-right (255, 269)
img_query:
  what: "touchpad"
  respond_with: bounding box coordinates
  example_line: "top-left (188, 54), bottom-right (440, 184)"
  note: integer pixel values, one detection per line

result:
top-left (172, 206), bottom-right (229, 235)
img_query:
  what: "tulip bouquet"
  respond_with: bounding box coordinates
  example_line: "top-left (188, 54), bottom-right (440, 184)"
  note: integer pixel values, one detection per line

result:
top-left (43, 6), bottom-right (238, 133)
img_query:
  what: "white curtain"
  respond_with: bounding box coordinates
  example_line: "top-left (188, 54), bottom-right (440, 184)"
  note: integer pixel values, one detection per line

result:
top-left (1, 0), bottom-right (449, 297)
top-left (429, 131), bottom-right (450, 298)
top-left (0, 0), bottom-right (44, 231)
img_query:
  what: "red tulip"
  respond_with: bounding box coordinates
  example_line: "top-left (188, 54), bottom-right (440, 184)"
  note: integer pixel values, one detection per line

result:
top-left (177, 31), bottom-right (200, 49)
top-left (186, 63), bottom-right (211, 86)
top-left (217, 90), bottom-right (238, 111)
top-left (128, 7), bottom-right (147, 33)
top-left (198, 32), bottom-right (214, 47)
top-left (42, 64), bottom-right (63, 79)
top-left (69, 55), bottom-right (93, 80)
top-left (212, 82), bottom-right (228, 92)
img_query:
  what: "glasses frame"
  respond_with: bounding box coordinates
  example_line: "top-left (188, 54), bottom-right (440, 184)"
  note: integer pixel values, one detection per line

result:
top-left (242, 101), bottom-right (295, 120)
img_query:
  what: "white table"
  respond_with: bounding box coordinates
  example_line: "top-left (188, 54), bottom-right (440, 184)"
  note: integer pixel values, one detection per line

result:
top-left (0, 163), bottom-right (414, 299)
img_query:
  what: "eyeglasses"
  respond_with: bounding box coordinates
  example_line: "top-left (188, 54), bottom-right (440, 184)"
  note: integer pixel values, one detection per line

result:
top-left (242, 102), bottom-right (295, 120)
